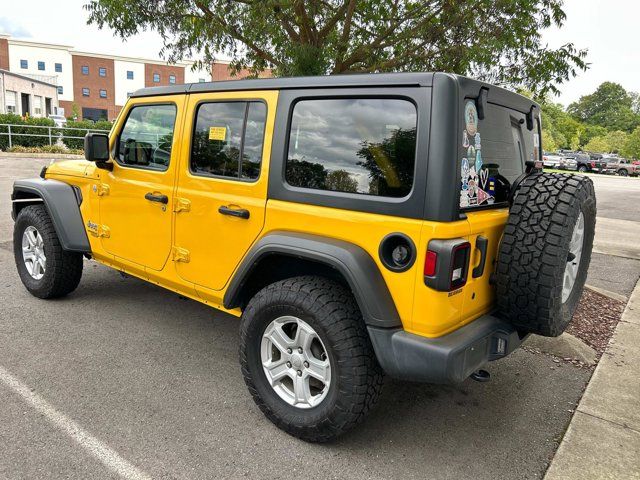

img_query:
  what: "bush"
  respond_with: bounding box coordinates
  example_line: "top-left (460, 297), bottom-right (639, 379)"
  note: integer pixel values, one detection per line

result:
top-left (62, 120), bottom-right (112, 149)
top-left (6, 145), bottom-right (84, 155)
top-left (0, 114), bottom-right (58, 150)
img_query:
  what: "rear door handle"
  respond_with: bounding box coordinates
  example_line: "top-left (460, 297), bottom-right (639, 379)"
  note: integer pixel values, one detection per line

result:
top-left (144, 192), bottom-right (168, 204)
top-left (472, 236), bottom-right (488, 278)
top-left (218, 205), bottom-right (250, 219)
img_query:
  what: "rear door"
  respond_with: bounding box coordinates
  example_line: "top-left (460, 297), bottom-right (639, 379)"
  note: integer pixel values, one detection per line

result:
top-left (459, 99), bottom-right (539, 320)
top-left (173, 90), bottom-right (277, 293)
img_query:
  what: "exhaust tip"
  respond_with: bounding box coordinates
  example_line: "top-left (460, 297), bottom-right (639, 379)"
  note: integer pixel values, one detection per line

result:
top-left (470, 369), bottom-right (491, 382)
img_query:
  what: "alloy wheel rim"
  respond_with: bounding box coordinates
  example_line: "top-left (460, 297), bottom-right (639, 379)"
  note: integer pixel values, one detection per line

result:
top-left (260, 316), bottom-right (331, 409)
top-left (22, 226), bottom-right (46, 280)
top-left (562, 211), bottom-right (584, 303)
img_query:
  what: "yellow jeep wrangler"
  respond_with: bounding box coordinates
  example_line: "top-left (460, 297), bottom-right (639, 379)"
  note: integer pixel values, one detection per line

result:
top-left (11, 73), bottom-right (595, 442)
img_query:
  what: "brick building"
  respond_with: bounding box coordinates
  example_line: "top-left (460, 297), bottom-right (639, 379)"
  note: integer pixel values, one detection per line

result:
top-left (0, 33), bottom-right (270, 121)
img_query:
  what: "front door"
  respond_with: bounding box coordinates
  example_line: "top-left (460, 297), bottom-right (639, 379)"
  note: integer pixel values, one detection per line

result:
top-left (99, 99), bottom-right (185, 271)
top-left (174, 90), bottom-right (277, 291)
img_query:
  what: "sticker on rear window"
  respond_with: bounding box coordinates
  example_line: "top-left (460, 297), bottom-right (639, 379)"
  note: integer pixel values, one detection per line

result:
top-left (464, 101), bottom-right (478, 136)
top-left (460, 100), bottom-right (494, 208)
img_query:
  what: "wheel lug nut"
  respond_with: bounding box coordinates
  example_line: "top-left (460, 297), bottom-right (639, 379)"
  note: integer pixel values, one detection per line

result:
top-left (298, 347), bottom-right (303, 354)
top-left (286, 362), bottom-right (292, 368)
top-left (287, 348), bottom-right (292, 354)
top-left (297, 370), bottom-right (302, 376)
top-left (303, 361), bottom-right (309, 368)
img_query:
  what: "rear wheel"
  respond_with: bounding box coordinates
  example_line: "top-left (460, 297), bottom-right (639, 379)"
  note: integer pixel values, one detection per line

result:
top-left (239, 276), bottom-right (384, 442)
top-left (496, 173), bottom-right (596, 337)
top-left (578, 165), bottom-right (588, 173)
top-left (13, 205), bottom-right (83, 299)
top-left (618, 169), bottom-right (629, 177)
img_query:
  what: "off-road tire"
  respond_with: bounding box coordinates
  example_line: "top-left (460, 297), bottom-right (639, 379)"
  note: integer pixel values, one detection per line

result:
top-left (13, 205), bottom-right (83, 299)
top-left (239, 276), bottom-right (384, 442)
top-left (496, 173), bottom-right (596, 337)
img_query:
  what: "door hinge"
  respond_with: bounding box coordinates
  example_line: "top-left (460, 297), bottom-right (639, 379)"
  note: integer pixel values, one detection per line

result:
top-left (90, 224), bottom-right (110, 238)
top-left (93, 183), bottom-right (110, 196)
top-left (172, 246), bottom-right (190, 263)
top-left (173, 197), bottom-right (191, 213)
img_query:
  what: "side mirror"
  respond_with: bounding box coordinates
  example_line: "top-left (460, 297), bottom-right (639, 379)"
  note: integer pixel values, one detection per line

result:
top-left (84, 133), bottom-right (110, 163)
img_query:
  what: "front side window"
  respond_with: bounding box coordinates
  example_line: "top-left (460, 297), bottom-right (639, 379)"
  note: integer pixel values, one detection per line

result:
top-left (286, 98), bottom-right (417, 197)
top-left (55, 63), bottom-right (62, 72)
top-left (81, 65), bottom-right (89, 75)
top-left (99, 67), bottom-right (107, 77)
top-left (117, 104), bottom-right (177, 171)
top-left (38, 61), bottom-right (45, 71)
top-left (191, 101), bottom-right (267, 180)
top-left (20, 59), bottom-right (28, 69)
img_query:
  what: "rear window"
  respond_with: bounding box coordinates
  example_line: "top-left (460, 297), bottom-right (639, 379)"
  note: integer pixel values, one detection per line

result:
top-left (460, 100), bottom-right (536, 209)
top-left (286, 98), bottom-right (417, 198)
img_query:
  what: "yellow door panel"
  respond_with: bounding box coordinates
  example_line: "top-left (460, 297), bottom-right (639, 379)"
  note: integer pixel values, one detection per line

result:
top-left (99, 97), bottom-right (186, 271)
top-left (174, 90), bottom-right (278, 291)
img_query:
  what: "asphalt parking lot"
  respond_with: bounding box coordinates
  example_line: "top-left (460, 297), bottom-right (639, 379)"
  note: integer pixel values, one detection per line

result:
top-left (0, 158), bottom-right (638, 480)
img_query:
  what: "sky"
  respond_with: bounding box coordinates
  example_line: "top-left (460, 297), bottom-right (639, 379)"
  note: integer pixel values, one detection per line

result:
top-left (1, 0), bottom-right (637, 107)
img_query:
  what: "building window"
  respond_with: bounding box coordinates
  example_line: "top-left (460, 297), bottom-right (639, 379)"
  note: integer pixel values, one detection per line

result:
top-left (169, 74), bottom-right (176, 84)
top-left (100, 89), bottom-right (107, 98)
top-left (55, 63), bottom-right (62, 73)
top-left (20, 59), bottom-right (28, 69)
top-left (6, 91), bottom-right (16, 113)
top-left (198, 78), bottom-right (206, 83)
top-left (153, 73), bottom-right (160, 83)
top-left (81, 66), bottom-right (89, 75)
top-left (126, 92), bottom-right (133, 97)
top-left (126, 70), bottom-right (134, 80)
top-left (38, 61), bottom-right (45, 71)
top-left (57, 86), bottom-right (63, 95)
top-left (33, 96), bottom-right (43, 116)
top-left (82, 88), bottom-right (90, 97)
top-left (99, 67), bottom-right (107, 77)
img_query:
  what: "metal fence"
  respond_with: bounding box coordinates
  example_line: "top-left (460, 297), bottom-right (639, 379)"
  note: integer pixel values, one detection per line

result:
top-left (0, 123), bottom-right (111, 149)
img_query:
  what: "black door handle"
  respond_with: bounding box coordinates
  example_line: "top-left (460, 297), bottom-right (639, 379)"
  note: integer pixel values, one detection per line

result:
top-left (144, 192), bottom-right (168, 204)
top-left (218, 205), bottom-right (250, 219)
top-left (472, 236), bottom-right (488, 278)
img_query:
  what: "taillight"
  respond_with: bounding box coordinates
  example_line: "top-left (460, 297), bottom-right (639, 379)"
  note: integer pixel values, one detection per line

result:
top-left (424, 239), bottom-right (471, 291)
top-left (424, 250), bottom-right (437, 277)
top-left (591, 161), bottom-right (596, 168)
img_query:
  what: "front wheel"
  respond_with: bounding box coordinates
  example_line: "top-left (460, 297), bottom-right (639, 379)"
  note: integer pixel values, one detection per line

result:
top-left (13, 205), bottom-right (83, 299)
top-left (618, 169), bottom-right (629, 177)
top-left (239, 276), bottom-right (384, 442)
top-left (578, 165), bottom-right (588, 173)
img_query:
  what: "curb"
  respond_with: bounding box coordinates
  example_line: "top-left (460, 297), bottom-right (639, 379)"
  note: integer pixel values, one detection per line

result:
top-left (0, 152), bottom-right (84, 160)
top-left (584, 284), bottom-right (629, 303)
top-left (544, 279), bottom-right (640, 480)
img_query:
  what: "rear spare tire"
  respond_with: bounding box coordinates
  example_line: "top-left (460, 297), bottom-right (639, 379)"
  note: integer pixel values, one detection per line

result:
top-left (495, 173), bottom-right (596, 337)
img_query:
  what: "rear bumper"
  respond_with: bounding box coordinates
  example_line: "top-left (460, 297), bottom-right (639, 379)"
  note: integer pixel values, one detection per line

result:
top-left (367, 315), bottom-right (526, 384)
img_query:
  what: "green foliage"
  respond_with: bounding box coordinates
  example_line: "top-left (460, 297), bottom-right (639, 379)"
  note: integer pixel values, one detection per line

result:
top-left (85, 0), bottom-right (587, 95)
top-left (62, 120), bottom-right (112, 149)
top-left (7, 145), bottom-right (84, 155)
top-left (584, 136), bottom-right (609, 153)
top-left (541, 129), bottom-right (558, 152)
top-left (621, 127), bottom-right (640, 159)
top-left (568, 82), bottom-right (640, 132)
top-left (0, 114), bottom-right (57, 150)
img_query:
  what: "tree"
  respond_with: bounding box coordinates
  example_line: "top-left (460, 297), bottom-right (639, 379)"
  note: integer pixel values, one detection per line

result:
top-left (85, 0), bottom-right (586, 94)
top-left (604, 130), bottom-right (628, 153)
top-left (568, 82), bottom-right (640, 132)
top-left (622, 127), bottom-right (640, 159)
top-left (584, 136), bottom-right (608, 153)
top-left (325, 170), bottom-right (358, 193)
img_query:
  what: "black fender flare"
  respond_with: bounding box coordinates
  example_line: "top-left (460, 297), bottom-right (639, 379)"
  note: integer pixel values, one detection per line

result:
top-left (224, 231), bottom-right (402, 329)
top-left (12, 178), bottom-right (91, 253)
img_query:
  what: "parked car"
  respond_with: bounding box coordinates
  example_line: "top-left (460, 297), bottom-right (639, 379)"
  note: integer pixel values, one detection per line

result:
top-left (603, 158), bottom-right (639, 177)
top-left (10, 73), bottom-right (596, 441)
top-left (558, 156), bottom-right (578, 171)
top-left (47, 114), bottom-right (67, 128)
top-left (543, 151), bottom-right (563, 169)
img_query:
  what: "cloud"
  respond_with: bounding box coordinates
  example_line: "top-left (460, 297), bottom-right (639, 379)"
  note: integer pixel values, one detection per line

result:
top-left (0, 17), bottom-right (31, 38)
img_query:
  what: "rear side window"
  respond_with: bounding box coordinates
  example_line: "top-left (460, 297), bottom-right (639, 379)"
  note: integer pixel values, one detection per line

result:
top-left (191, 101), bottom-right (267, 180)
top-left (460, 101), bottom-right (532, 209)
top-left (286, 98), bottom-right (417, 198)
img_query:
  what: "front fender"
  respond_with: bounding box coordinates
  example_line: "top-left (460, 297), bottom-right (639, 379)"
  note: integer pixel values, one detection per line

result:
top-left (12, 178), bottom-right (91, 253)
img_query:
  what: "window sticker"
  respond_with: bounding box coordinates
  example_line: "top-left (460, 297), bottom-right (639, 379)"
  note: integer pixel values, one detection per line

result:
top-left (208, 126), bottom-right (227, 141)
top-left (460, 100), bottom-right (493, 208)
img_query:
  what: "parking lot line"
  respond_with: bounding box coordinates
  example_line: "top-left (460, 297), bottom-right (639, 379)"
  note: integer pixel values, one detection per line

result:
top-left (0, 365), bottom-right (152, 480)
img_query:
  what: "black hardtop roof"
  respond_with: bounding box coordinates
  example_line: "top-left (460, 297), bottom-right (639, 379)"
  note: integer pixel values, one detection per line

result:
top-left (130, 72), bottom-right (435, 98)
top-left (130, 71), bottom-right (538, 115)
